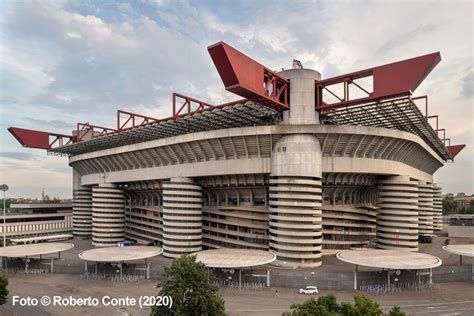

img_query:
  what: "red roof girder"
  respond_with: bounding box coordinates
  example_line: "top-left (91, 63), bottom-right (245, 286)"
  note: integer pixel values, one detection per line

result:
top-left (7, 127), bottom-right (75, 149)
top-left (208, 41), bottom-right (289, 110)
top-left (316, 52), bottom-right (441, 112)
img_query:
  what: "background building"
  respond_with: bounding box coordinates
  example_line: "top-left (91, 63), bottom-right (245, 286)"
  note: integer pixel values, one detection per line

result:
top-left (445, 193), bottom-right (474, 212)
top-left (446, 214), bottom-right (474, 238)
top-left (0, 202), bottom-right (72, 244)
top-left (8, 42), bottom-right (465, 268)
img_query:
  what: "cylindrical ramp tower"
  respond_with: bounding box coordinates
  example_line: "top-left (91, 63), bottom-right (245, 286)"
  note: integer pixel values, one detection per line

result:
top-left (418, 181), bottom-right (434, 236)
top-left (279, 68), bottom-right (321, 125)
top-left (376, 176), bottom-right (419, 251)
top-left (162, 177), bottom-right (202, 258)
top-left (269, 134), bottom-right (323, 268)
top-left (72, 169), bottom-right (92, 238)
top-left (432, 184), bottom-right (443, 231)
top-left (92, 183), bottom-right (126, 247)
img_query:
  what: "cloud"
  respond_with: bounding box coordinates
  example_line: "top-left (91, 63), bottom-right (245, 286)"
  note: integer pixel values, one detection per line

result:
top-left (376, 24), bottom-right (439, 56)
top-left (23, 117), bottom-right (73, 129)
top-left (460, 69), bottom-right (473, 99)
top-left (0, 152), bottom-right (40, 161)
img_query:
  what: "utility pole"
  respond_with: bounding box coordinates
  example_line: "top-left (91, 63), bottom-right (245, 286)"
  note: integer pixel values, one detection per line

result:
top-left (0, 184), bottom-right (9, 247)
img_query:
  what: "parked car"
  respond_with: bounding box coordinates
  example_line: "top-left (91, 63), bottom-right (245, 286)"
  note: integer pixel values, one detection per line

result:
top-left (298, 286), bottom-right (319, 294)
top-left (117, 241), bottom-right (134, 247)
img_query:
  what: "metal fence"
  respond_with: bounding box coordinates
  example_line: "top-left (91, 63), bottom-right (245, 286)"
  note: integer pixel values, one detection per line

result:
top-left (1, 256), bottom-right (472, 290)
top-left (269, 265), bottom-right (473, 290)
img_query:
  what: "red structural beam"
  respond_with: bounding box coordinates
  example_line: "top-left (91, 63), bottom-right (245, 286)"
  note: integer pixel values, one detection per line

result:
top-left (76, 122), bottom-right (117, 142)
top-left (316, 52), bottom-right (441, 112)
top-left (447, 145), bottom-right (466, 159)
top-left (7, 127), bottom-right (75, 149)
top-left (208, 41), bottom-right (289, 110)
top-left (172, 92), bottom-right (247, 119)
top-left (117, 110), bottom-right (159, 131)
top-left (173, 93), bottom-right (216, 118)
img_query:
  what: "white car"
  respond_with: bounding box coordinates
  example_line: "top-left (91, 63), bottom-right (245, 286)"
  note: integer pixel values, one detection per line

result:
top-left (298, 286), bottom-right (319, 294)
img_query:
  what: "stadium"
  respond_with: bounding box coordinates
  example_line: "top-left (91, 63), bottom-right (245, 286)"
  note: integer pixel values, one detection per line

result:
top-left (8, 42), bottom-right (465, 268)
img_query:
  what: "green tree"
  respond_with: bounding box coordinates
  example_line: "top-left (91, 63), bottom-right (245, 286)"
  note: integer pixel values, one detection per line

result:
top-left (0, 276), bottom-right (8, 305)
top-left (284, 294), bottom-right (404, 316)
top-left (150, 254), bottom-right (226, 316)
top-left (442, 198), bottom-right (457, 215)
top-left (387, 306), bottom-right (406, 316)
top-left (352, 295), bottom-right (383, 316)
top-left (285, 295), bottom-right (342, 316)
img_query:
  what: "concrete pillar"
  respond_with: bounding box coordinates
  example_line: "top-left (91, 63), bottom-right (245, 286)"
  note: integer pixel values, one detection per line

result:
top-left (239, 269), bottom-right (242, 289)
top-left (278, 68), bottom-right (321, 125)
top-left (354, 265), bottom-right (358, 290)
top-left (92, 183), bottom-right (126, 247)
top-left (418, 181), bottom-right (434, 236)
top-left (376, 175), bottom-right (419, 251)
top-left (432, 184), bottom-right (443, 231)
top-left (162, 177), bottom-right (202, 258)
top-left (269, 134), bottom-right (323, 268)
top-left (72, 169), bottom-right (93, 238)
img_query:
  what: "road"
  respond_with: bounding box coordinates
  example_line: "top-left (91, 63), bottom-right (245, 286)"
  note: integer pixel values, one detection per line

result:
top-left (0, 274), bottom-right (472, 315)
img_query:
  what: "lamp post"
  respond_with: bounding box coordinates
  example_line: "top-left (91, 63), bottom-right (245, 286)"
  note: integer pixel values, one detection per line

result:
top-left (0, 184), bottom-right (9, 247)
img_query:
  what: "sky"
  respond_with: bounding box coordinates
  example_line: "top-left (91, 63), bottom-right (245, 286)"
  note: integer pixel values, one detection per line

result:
top-left (0, 0), bottom-right (472, 199)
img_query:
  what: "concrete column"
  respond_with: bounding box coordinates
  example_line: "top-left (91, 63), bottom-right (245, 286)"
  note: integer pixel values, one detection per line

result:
top-left (278, 68), bottom-right (321, 125)
top-left (432, 184), bottom-right (443, 231)
top-left (269, 134), bottom-right (323, 268)
top-left (354, 265), bottom-right (358, 290)
top-left (418, 181), bottom-right (434, 236)
top-left (73, 169), bottom-right (93, 238)
top-left (376, 175), bottom-right (419, 251)
top-left (162, 177), bottom-right (202, 258)
top-left (92, 183), bottom-right (126, 247)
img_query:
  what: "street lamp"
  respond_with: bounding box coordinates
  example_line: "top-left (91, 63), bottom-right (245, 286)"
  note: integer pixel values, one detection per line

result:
top-left (0, 184), bottom-right (9, 247)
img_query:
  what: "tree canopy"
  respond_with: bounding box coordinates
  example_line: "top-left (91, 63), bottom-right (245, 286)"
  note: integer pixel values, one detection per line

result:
top-left (150, 254), bottom-right (226, 316)
top-left (284, 294), bottom-right (406, 316)
top-left (0, 276), bottom-right (8, 305)
top-left (442, 198), bottom-right (458, 215)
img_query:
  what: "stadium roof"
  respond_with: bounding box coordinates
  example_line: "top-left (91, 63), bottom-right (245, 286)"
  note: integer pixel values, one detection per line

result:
top-left (47, 96), bottom-right (452, 160)
top-left (194, 248), bottom-right (276, 268)
top-left (320, 96), bottom-right (452, 160)
top-left (0, 243), bottom-right (74, 258)
top-left (442, 245), bottom-right (474, 257)
top-left (336, 249), bottom-right (442, 270)
top-left (48, 101), bottom-right (279, 156)
top-left (78, 246), bottom-right (163, 262)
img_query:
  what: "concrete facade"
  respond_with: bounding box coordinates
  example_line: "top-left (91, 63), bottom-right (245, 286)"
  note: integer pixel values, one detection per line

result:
top-left (65, 68), bottom-right (449, 268)
top-left (162, 177), bottom-right (203, 258)
top-left (91, 183), bottom-right (125, 247)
